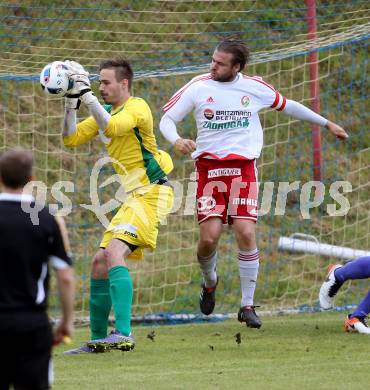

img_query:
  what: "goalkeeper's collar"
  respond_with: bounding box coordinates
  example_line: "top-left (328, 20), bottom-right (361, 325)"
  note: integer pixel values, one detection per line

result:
top-left (104, 103), bottom-right (125, 116)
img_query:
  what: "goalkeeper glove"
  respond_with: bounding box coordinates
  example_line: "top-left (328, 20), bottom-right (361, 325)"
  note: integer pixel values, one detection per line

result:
top-left (64, 60), bottom-right (98, 106)
top-left (64, 96), bottom-right (81, 110)
top-left (64, 59), bottom-right (91, 96)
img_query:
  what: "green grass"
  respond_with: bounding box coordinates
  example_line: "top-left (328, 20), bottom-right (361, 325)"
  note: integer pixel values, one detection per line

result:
top-left (55, 311), bottom-right (370, 390)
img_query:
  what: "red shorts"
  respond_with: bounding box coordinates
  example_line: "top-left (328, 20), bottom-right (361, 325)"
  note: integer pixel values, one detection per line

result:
top-left (195, 158), bottom-right (258, 224)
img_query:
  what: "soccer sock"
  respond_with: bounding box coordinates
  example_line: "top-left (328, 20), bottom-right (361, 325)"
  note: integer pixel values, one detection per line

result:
top-left (351, 290), bottom-right (370, 319)
top-left (198, 251), bottom-right (218, 288)
top-left (89, 278), bottom-right (112, 340)
top-left (334, 256), bottom-right (370, 283)
top-left (238, 248), bottom-right (260, 307)
top-left (109, 265), bottom-right (133, 337)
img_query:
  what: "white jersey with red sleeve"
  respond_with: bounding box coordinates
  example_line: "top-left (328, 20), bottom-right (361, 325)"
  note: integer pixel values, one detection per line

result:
top-left (163, 72), bottom-right (286, 160)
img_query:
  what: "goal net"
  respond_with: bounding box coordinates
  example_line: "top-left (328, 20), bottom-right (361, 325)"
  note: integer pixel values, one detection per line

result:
top-left (0, 1), bottom-right (369, 319)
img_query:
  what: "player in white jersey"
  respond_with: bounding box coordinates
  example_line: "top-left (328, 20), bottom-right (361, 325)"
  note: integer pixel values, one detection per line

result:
top-left (160, 40), bottom-right (348, 328)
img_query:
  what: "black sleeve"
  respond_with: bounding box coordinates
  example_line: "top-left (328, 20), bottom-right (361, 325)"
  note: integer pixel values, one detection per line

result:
top-left (48, 216), bottom-right (72, 269)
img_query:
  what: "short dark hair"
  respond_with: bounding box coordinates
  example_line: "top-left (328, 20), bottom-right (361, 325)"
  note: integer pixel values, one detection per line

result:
top-left (99, 58), bottom-right (134, 89)
top-left (215, 40), bottom-right (250, 71)
top-left (0, 148), bottom-right (33, 189)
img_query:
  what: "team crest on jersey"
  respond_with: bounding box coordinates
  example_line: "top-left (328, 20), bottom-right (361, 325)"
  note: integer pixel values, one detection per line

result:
top-left (241, 95), bottom-right (250, 107)
top-left (203, 108), bottom-right (214, 120)
top-left (206, 96), bottom-right (215, 103)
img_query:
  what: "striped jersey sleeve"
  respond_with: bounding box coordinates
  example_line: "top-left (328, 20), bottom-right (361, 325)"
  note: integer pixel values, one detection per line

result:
top-left (243, 75), bottom-right (287, 111)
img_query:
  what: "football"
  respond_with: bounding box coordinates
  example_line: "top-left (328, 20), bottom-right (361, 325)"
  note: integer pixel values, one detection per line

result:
top-left (40, 61), bottom-right (73, 96)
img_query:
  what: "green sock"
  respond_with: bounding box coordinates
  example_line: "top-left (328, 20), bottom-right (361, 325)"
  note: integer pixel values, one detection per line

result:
top-left (108, 265), bottom-right (133, 337)
top-left (89, 278), bottom-right (112, 340)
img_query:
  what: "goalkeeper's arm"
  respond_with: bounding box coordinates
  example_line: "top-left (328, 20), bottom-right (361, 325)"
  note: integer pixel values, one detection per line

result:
top-left (63, 60), bottom-right (111, 136)
top-left (63, 97), bottom-right (79, 137)
top-left (79, 91), bottom-right (111, 133)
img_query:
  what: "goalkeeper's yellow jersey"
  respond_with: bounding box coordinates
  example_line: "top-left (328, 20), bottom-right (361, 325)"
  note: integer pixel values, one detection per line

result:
top-left (63, 96), bottom-right (173, 192)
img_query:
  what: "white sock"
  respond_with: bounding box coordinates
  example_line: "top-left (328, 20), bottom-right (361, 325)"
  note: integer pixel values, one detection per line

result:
top-left (238, 248), bottom-right (259, 307)
top-left (198, 251), bottom-right (218, 288)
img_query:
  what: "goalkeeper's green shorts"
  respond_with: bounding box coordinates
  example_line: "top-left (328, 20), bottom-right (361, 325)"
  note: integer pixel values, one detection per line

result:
top-left (100, 183), bottom-right (173, 260)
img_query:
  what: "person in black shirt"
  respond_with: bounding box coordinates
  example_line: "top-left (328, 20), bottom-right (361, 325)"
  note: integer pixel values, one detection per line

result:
top-left (0, 148), bottom-right (75, 390)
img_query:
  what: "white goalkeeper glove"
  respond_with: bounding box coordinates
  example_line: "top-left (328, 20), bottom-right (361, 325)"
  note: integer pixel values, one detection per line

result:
top-left (64, 60), bottom-right (90, 89)
top-left (64, 60), bottom-right (94, 104)
top-left (64, 60), bottom-right (109, 130)
top-left (63, 60), bottom-right (88, 109)
top-left (64, 97), bottom-right (81, 110)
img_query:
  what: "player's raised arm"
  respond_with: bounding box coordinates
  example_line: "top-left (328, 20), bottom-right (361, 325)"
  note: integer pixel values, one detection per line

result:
top-left (62, 61), bottom-right (89, 137)
top-left (65, 60), bottom-right (111, 132)
top-left (281, 99), bottom-right (349, 140)
top-left (62, 93), bottom-right (79, 138)
top-left (325, 120), bottom-right (348, 140)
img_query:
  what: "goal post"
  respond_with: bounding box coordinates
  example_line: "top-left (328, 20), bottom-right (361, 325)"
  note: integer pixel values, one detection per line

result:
top-left (306, 0), bottom-right (323, 182)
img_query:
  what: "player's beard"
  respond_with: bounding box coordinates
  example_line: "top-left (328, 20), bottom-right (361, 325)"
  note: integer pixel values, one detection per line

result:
top-left (211, 71), bottom-right (237, 82)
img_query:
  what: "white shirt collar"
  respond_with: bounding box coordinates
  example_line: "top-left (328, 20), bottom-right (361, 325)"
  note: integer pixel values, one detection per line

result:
top-left (0, 192), bottom-right (35, 202)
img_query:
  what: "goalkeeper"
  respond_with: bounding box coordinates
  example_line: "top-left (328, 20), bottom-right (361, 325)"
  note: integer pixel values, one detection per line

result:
top-left (62, 59), bottom-right (174, 354)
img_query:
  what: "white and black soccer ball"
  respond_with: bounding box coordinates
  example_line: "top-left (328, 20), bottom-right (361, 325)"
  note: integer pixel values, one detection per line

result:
top-left (40, 61), bottom-right (73, 96)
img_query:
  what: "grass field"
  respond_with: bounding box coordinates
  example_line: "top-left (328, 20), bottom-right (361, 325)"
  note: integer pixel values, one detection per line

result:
top-left (55, 311), bottom-right (370, 390)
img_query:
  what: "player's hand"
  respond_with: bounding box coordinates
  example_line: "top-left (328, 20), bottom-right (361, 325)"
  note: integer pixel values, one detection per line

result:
top-left (53, 318), bottom-right (74, 346)
top-left (64, 60), bottom-right (91, 96)
top-left (326, 121), bottom-right (348, 140)
top-left (174, 138), bottom-right (196, 155)
top-left (64, 96), bottom-right (81, 110)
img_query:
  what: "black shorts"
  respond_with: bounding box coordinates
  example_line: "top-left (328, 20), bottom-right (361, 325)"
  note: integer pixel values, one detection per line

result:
top-left (0, 323), bottom-right (53, 390)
